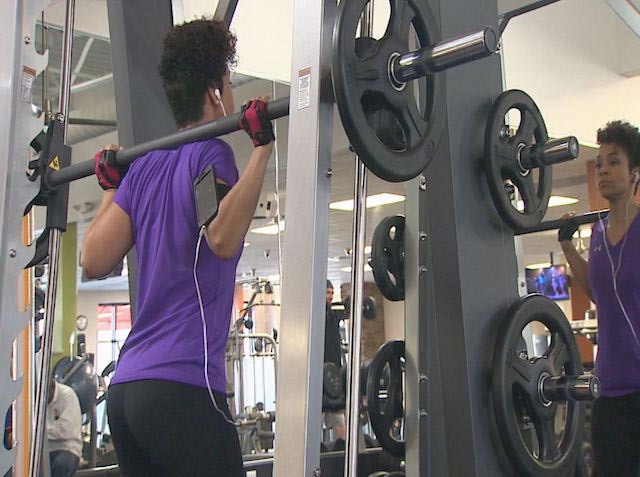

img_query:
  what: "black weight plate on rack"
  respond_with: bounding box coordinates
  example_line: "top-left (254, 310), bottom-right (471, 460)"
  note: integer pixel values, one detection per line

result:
top-left (492, 294), bottom-right (586, 476)
top-left (371, 215), bottom-right (405, 301)
top-left (367, 340), bottom-right (405, 457)
top-left (484, 90), bottom-right (551, 231)
top-left (333, 0), bottom-right (446, 182)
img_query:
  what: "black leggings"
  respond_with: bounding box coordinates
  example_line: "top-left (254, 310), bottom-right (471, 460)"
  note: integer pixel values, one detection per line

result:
top-left (591, 391), bottom-right (640, 477)
top-left (107, 380), bottom-right (243, 477)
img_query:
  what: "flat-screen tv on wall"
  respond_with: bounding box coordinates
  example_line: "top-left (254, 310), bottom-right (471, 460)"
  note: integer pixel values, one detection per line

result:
top-left (525, 264), bottom-right (570, 301)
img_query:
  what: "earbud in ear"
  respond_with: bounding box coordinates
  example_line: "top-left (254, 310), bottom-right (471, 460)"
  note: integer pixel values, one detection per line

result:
top-left (214, 87), bottom-right (227, 117)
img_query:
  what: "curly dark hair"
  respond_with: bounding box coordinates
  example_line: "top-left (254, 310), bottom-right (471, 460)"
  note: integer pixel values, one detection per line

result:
top-left (159, 18), bottom-right (237, 128)
top-left (596, 120), bottom-right (640, 171)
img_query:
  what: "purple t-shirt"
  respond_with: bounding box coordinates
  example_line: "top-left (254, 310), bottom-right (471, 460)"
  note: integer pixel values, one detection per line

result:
top-left (110, 138), bottom-right (240, 393)
top-left (588, 212), bottom-right (640, 397)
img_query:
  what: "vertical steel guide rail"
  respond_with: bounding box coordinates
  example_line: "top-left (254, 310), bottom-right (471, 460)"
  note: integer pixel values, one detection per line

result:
top-left (344, 5), bottom-right (373, 477)
top-left (28, 1), bottom-right (75, 475)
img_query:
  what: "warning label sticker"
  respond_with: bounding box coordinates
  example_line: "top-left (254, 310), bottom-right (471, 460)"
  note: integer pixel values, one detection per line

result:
top-left (48, 155), bottom-right (60, 171)
top-left (21, 66), bottom-right (36, 103)
top-left (297, 67), bottom-right (311, 110)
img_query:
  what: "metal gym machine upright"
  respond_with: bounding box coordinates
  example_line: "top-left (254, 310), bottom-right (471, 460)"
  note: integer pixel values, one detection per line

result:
top-left (1, 0), bottom-right (598, 476)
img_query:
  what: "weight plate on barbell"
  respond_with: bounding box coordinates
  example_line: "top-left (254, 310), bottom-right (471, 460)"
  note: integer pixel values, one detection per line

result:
top-left (484, 90), bottom-right (552, 231)
top-left (323, 362), bottom-right (344, 400)
top-left (492, 294), bottom-right (585, 476)
top-left (344, 295), bottom-right (378, 320)
top-left (333, 0), bottom-right (446, 182)
top-left (52, 357), bottom-right (98, 415)
top-left (371, 215), bottom-right (405, 301)
top-left (367, 340), bottom-right (405, 457)
top-left (363, 295), bottom-right (378, 320)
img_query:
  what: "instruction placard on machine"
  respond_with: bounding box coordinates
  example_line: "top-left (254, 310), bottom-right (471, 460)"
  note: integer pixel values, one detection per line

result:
top-left (297, 67), bottom-right (311, 110)
top-left (21, 66), bottom-right (36, 103)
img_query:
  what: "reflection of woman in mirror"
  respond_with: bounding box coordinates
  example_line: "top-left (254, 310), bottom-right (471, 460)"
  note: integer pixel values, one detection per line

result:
top-left (559, 121), bottom-right (640, 476)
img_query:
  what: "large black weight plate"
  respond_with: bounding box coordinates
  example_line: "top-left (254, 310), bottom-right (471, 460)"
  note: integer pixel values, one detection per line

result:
top-left (344, 295), bottom-right (378, 320)
top-left (492, 294), bottom-right (585, 476)
top-left (323, 362), bottom-right (343, 400)
top-left (484, 90), bottom-right (551, 231)
top-left (362, 296), bottom-right (377, 320)
top-left (333, 0), bottom-right (446, 182)
top-left (371, 215), bottom-right (405, 301)
top-left (367, 340), bottom-right (405, 457)
top-left (53, 357), bottom-right (98, 414)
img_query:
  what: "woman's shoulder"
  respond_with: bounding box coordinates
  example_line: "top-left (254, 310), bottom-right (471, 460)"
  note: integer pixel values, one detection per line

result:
top-left (189, 138), bottom-right (238, 183)
top-left (183, 138), bottom-right (233, 167)
top-left (203, 137), bottom-right (234, 157)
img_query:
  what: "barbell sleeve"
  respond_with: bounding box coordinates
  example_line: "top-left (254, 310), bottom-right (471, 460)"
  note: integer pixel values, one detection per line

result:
top-left (518, 136), bottom-right (579, 170)
top-left (48, 97), bottom-right (290, 188)
top-left (541, 374), bottom-right (601, 403)
top-left (391, 26), bottom-right (498, 83)
top-left (514, 210), bottom-right (608, 235)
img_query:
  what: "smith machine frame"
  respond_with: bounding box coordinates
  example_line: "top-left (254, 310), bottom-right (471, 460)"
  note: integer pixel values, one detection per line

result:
top-left (1, 0), bottom-right (596, 476)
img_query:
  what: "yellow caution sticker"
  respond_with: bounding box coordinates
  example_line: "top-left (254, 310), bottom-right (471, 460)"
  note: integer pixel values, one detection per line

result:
top-left (48, 155), bottom-right (60, 171)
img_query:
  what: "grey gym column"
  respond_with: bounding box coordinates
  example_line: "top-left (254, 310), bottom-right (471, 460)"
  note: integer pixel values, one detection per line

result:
top-left (0, 1), bottom-right (48, 475)
top-left (404, 172), bottom-right (449, 476)
top-left (273, 0), bottom-right (336, 475)
top-left (106, 0), bottom-right (175, 321)
top-left (418, 0), bottom-right (517, 474)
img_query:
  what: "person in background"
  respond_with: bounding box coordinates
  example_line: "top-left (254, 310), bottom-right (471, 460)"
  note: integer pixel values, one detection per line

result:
top-left (323, 280), bottom-right (346, 442)
top-left (324, 280), bottom-right (343, 368)
top-left (559, 120), bottom-right (640, 477)
top-left (47, 379), bottom-right (83, 477)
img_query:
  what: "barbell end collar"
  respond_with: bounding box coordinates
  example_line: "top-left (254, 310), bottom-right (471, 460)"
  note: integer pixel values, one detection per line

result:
top-left (392, 26), bottom-right (498, 84)
top-left (586, 375), bottom-right (601, 400)
top-left (541, 136), bottom-right (580, 165)
top-left (541, 374), bottom-right (601, 403)
top-left (567, 374), bottom-right (600, 401)
top-left (519, 136), bottom-right (580, 170)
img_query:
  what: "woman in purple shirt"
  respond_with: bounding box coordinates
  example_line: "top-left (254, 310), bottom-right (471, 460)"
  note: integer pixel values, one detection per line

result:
top-left (81, 19), bottom-right (274, 476)
top-left (560, 120), bottom-right (640, 477)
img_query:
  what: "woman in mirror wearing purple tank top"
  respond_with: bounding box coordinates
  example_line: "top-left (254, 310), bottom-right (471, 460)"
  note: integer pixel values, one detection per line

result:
top-left (559, 120), bottom-right (640, 477)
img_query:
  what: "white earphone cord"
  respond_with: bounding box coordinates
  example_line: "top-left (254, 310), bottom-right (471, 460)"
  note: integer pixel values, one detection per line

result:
top-left (595, 174), bottom-right (640, 347)
top-left (215, 88), bottom-right (227, 117)
top-left (194, 226), bottom-right (236, 426)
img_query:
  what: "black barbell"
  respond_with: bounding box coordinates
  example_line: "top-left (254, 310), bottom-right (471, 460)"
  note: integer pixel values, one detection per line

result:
top-left (42, 7), bottom-right (499, 188)
top-left (514, 210), bottom-right (608, 235)
top-left (47, 98), bottom-right (290, 188)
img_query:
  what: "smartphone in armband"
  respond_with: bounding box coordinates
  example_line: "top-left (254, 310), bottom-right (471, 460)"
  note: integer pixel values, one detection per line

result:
top-left (193, 165), bottom-right (220, 229)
